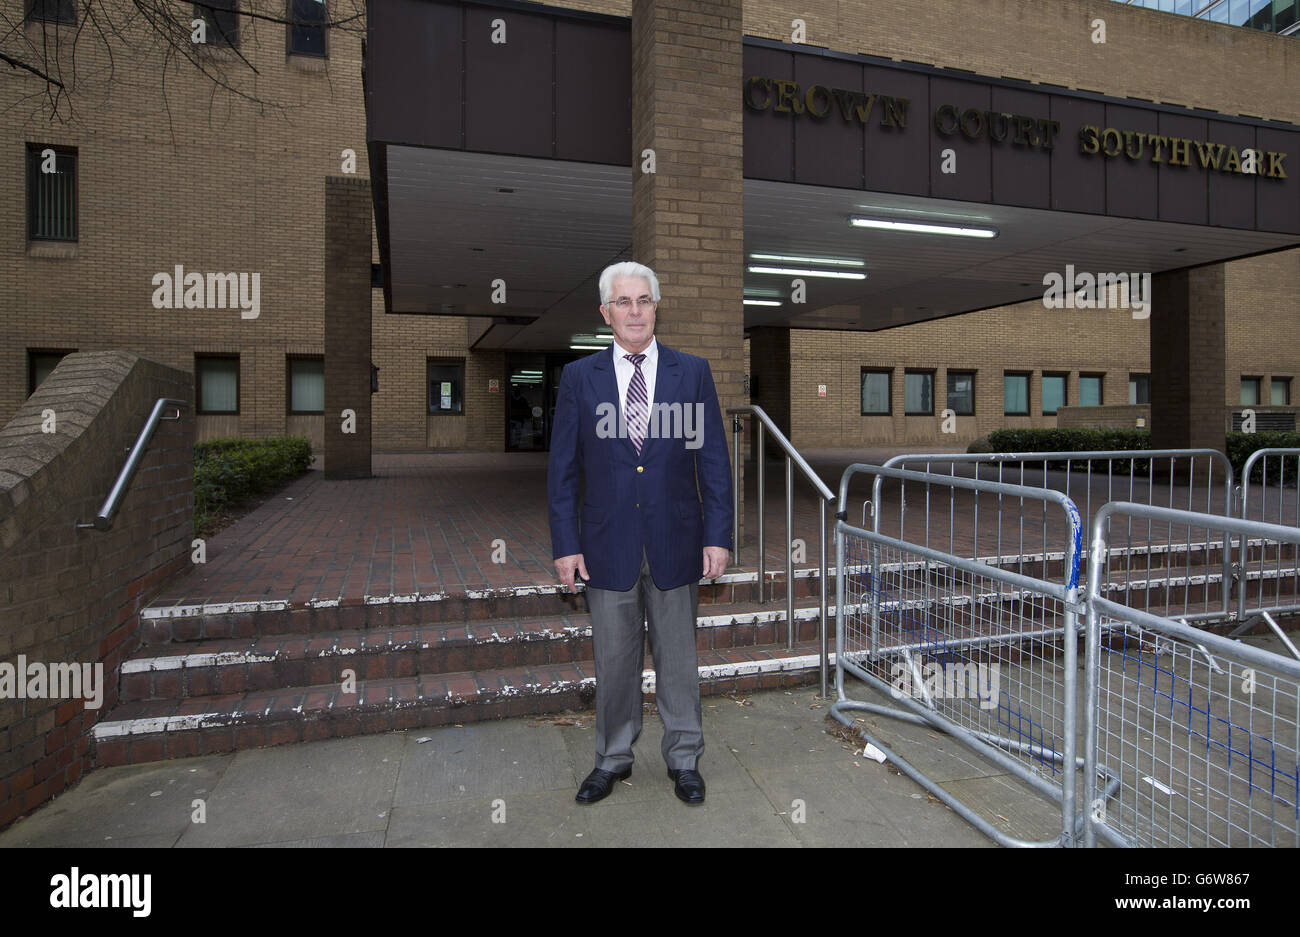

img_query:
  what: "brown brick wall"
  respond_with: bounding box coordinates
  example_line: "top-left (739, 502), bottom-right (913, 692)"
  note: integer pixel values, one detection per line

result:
top-left (323, 176), bottom-right (373, 478)
top-left (0, 351), bottom-right (193, 830)
top-left (786, 296), bottom-right (1151, 447)
top-left (4, 1), bottom-right (1297, 456)
top-left (1, 8), bottom-right (485, 452)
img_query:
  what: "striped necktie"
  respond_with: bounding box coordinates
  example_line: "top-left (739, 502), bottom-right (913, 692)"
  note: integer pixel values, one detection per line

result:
top-left (625, 353), bottom-right (648, 455)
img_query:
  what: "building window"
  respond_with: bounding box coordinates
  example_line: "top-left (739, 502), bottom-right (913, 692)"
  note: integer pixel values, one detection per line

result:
top-left (194, 0), bottom-right (239, 47)
top-left (1042, 373), bottom-right (1067, 415)
top-left (946, 371), bottom-right (975, 416)
top-left (287, 356), bottom-right (324, 414)
top-left (25, 0), bottom-right (76, 24)
top-left (196, 355), bottom-right (240, 414)
top-left (1271, 377), bottom-right (1291, 406)
top-left (1129, 373), bottom-right (1150, 405)
top-left (1241, 377), bottom-right (1263, 407)
top-left (1079, 374), bottom-right (1103, 407)
top-left (288, 0), bottom-right (328, 56)
top-left (28, 349), bottom-right (74, 396)
top-left (26, 144), bottom-right (77, 242)
top-left (428, 360), bottom-right (464, 415)
top-left (904, 371), bottom-right (934, 415)
top-left (1004, 372), bottom-right (1029, 415)
top-left (860, 369), bottom-right (891, 415)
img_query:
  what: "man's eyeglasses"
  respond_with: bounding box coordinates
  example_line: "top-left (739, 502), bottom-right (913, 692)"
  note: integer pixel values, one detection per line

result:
top-left (607, 297), bottom-right (658, 311)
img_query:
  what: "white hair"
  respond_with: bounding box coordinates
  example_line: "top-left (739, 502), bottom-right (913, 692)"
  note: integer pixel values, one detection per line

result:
top-left (598, 261), bottom-right (661, 305)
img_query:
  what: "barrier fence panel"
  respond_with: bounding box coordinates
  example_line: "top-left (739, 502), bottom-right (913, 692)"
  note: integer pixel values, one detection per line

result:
top-left (832, 463), bottom-right (1092, 847)
top-left (877, 450), bottom-right (1235, 623)
top-left (1237, 449), bottom-right (1300, 630)
top-left (1084, 503), bottom-right (1300, 848)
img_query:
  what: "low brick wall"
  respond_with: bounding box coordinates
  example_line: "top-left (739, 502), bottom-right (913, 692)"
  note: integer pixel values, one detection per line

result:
top-left (1060, 404), bottom-right (1300, 434)
top-left (0, 351), bottom-right (193, 830)
top-left (1057, 404), bottom-right (1150, 430)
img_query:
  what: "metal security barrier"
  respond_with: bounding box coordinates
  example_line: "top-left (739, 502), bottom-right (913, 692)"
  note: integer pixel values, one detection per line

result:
top-left (1084, 503), bottom-right (1300, 848)
top-left (831, 463), bottom-right (1103, 847)
top-left (876, 450), bottom-right (1236, 622)
top-left (1235, 449), bottom-right (1300, 644)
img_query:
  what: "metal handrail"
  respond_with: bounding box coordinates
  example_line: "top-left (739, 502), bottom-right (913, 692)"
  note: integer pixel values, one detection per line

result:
top-left (77, 398), bottom-right (187, 532)
top-left (1236, 447), bottom-right (1300, 622)
top-left (726, 405), bottom-right (834, 697)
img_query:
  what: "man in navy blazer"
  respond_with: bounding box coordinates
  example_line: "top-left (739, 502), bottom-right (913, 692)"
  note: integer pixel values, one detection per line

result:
top-left (548, 261), bottom-right (733, 805)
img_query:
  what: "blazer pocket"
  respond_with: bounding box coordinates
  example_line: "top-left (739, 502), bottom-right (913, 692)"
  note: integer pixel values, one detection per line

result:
top-left (677, 500), bottom-right (701, 520)
top-left (581, 504), bottom-right (605, 525)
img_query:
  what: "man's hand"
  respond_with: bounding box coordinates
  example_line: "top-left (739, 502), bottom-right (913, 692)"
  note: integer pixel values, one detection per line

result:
top-left (555, 553), bottom-right (589, 593)
top-left (702, 546), bottom-right (730, 580)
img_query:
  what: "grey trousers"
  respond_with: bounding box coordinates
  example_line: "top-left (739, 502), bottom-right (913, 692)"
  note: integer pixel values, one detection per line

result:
top-left (584, 549), bottom-right (703, 773)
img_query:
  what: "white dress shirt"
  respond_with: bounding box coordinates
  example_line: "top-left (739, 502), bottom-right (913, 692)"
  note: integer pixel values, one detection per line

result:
top-left (611, 336), bottom-right (657, 421)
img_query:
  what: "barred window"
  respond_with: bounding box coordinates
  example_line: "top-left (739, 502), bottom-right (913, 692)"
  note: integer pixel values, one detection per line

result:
top-left (27, 144), bottom-right (77, 242)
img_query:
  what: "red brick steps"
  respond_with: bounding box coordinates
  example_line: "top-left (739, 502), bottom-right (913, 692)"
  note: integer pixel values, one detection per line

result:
top-left (93, 639), bottom-right (829, 767)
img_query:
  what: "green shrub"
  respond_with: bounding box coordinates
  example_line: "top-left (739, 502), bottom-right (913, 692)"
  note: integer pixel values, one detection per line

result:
top-left (982, 428), bottom-right (1151, 473)
top-left (194, 435), bottom-right (313, 534)
top-left (1226, 431), bottom-right (1300, 485)
top-left (978, 427), bottom-right (1300, 485)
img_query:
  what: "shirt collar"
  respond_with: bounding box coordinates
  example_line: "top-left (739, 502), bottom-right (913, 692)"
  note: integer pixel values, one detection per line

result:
top-left (612, 336), bottom-right (657, 365)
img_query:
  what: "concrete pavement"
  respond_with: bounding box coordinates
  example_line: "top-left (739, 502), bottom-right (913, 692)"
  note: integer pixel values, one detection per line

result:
top-left (0, 684), bottom-right (1062, 848)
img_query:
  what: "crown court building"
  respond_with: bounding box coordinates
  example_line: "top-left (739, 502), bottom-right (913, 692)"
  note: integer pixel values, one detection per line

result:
top-left (5, 0), bottom-right (1300, 474)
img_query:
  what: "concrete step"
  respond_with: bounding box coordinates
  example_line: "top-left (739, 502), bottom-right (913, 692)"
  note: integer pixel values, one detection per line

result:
top-left (137, 570), bottom-right (830, 644)
top-left (92, 640), bottom-right (830, 767)
top-left (121, 558), bottom-right (1298, 705)
top-left (135, 539), bottom-right (1253, 645)
top-left (117, 600), bottom-right (833, 703)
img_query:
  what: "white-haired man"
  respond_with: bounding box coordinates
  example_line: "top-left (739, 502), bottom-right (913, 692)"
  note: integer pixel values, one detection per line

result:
top-left (547, 261), bottom-right (734, 805)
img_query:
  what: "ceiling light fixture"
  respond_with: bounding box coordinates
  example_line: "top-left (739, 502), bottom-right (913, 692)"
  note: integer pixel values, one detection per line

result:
top-left (850, 217), bottom-right (997, 238)
top-left (749, 253), bottom-right (865, 267)
top-left (747, 265), bottom-right (867, 280)
top-left (743, 299), bottom-right (783, 307)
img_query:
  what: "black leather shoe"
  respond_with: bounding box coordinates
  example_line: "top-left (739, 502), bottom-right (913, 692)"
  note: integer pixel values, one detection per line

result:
top-left (575, 766), bottom-right (631, 804)
top-left (668, 767), bottom-right (706, 805)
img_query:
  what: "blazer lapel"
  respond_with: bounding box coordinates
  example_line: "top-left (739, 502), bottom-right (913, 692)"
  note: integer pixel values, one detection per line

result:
top-left (644, 343), bottom-right (683, 459)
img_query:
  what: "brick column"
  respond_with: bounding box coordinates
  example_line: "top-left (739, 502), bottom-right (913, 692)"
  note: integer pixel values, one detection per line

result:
top-left (1151, 265), bottom-right (1226, 453)
top-left (324, 177), bottom-right (373, 479)
top-left (631, 0), bottom-right (746, 547)
top-left (747, 327), bottom-right (790, 442)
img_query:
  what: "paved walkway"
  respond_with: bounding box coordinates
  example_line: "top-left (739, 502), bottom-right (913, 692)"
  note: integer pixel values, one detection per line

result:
top-left (0, 685), bottom-right (1057, 848)
top-left (153, 446), bottom-right (1254, 611)
top-left (151, 446), bottom-right (967, 609)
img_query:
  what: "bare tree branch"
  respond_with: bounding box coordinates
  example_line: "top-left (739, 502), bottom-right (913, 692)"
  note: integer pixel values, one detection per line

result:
top-left (0, 49), bottom-right (65, 86)
top-left (2, 0), bottom-right (367, 124)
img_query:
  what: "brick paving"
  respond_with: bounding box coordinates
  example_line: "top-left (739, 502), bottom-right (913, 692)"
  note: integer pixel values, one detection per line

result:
top-left (149, 447), bottom-right (1279, 613)
top-left (152, 446), bottom-right (1278, 612)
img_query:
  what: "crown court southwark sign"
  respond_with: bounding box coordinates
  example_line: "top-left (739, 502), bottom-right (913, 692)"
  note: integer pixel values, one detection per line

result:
top-left (743, 76), bottom-right (1288, 180)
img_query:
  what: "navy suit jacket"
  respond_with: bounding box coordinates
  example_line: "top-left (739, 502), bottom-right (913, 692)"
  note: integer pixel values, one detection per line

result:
top-left (547, 342), bottom-right (734, 592)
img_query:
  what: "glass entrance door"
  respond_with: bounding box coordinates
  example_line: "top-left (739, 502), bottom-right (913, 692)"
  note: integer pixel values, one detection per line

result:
top-left (506, 355), bottom-right (546, 451)
top-left (505, 352), bottom-right (584, 451)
